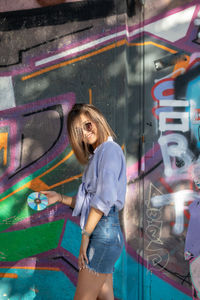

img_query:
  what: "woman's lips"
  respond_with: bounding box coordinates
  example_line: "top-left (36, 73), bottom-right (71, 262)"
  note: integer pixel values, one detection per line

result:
top-left (86, 133), bottom-right (93, 139)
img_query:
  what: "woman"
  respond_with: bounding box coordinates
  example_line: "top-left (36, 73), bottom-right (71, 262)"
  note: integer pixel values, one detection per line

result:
top-left (41, 103), bottom-right (127, 300)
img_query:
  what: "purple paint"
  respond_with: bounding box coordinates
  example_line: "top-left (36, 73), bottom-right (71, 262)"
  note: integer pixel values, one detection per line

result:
top-left (2, 204), bottom-right (79, 233)
top-left (0, 93), bottom-right (75, 193)
top-left (185, 199), bottom-right (200, 258)
top-left (127, 142), bottom-right (162, 181)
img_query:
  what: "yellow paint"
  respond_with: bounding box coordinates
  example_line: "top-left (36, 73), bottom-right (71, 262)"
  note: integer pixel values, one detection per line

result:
top-left (0, 132), bottom-right (8, 166)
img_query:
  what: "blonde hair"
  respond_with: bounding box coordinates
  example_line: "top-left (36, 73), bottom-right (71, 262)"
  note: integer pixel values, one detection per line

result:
top-left (67, 103), bottom-right (116, 165)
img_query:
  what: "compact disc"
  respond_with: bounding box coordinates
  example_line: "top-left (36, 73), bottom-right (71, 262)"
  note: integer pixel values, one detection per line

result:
top-left (27, 192), bottom-right (48, 211)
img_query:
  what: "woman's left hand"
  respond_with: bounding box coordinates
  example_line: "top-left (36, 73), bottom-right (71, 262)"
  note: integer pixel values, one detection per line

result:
top-left (78, 235), bottom-right (89, 270)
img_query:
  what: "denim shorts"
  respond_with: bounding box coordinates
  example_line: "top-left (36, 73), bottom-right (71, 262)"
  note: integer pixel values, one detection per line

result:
top-left (86, 206), bottom-right (124, 274)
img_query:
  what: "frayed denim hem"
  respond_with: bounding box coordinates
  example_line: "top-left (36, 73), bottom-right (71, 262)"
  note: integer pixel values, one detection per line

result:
top-left (86, 265), bottom-right (101, 276)
top-left (79, 264), bottom-right (113, 275)
top-left (79, 265), bottom-right (100, 276)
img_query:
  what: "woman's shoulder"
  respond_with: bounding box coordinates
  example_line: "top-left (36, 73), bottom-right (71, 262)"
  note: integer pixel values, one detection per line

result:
top-left (104, 139), bottom-right (121, 150)
top-left (99, 139), bottom-right (124, 158)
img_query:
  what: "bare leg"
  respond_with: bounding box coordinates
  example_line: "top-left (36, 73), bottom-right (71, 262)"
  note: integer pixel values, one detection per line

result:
top-left (97, 274), bottom-right (114, 300)
top-left (74, 268), bottom-right (108, 300)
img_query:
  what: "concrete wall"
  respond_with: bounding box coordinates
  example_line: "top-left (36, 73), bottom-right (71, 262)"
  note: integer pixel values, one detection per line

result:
top-left (0, 0), bottom-right (199, 299)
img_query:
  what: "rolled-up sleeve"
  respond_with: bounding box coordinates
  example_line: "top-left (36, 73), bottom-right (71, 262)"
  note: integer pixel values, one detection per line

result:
top-left (90, 143), bottom-right (122, 215)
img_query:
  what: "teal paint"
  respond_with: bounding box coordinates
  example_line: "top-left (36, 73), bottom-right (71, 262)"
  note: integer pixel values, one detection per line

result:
top-left (0, 268), bottom-right (75, 300)
top-left (113, 246), bottom-right (127, 300)
top-left (126, 254), bottom-right (192, 300)
top-left (61, 220), bottom-right (82, 258)
top-left (62, 220), bottom-right (128, 299)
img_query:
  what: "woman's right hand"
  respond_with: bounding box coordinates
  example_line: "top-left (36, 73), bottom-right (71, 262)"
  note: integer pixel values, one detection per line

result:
top-left (40, 190), bottom-right (61, 206)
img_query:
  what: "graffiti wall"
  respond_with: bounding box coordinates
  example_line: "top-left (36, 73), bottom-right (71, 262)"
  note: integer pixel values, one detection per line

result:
top-left (0, 0), bottom-right (199, 299)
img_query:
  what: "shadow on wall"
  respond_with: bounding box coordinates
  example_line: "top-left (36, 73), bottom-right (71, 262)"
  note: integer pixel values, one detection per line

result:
top-left (0, 0), bottom-right (126, 31)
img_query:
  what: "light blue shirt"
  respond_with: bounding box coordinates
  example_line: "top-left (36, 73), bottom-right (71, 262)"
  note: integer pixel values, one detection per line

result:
top-left (72, 137), bottom-right (127, 229)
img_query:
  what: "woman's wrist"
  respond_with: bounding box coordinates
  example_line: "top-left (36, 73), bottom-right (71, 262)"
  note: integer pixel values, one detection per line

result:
top-left (81, 228), bottom-right (91, 238)
top-left (59, 194), bottom-right (76, 208)
top-left (58, 193), bottom-right (63, 203)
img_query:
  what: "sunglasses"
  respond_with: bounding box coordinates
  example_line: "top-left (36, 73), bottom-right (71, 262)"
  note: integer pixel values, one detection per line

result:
top-left (83, 122), bottom-right (93, 132)
top-left (75, 122), bottom-right (93, 136)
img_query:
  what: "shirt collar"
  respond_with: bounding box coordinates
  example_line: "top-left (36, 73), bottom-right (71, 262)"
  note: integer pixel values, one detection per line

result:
top-left (93, 136), bottom-right (113, 154)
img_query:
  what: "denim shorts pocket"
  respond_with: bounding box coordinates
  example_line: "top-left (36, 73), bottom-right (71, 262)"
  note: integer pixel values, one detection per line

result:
top-left (92, 219), bottom-right (108, 238)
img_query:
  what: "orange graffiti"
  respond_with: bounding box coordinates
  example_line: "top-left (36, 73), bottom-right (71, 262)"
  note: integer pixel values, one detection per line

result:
top-left (171, 54), bottom-right (190, 78)
top-left (128, 41), bottom-right (177, 54)
top-left (0, 132), bottom-right (8, 166)
top-left (0, 272), bottom-right (18, 279)
top-left (21, 39), bottom-right (177, 82)
top-left (21, 40), bottom-right (125, 81)
top-left (0, 150), bottom-right (82, 202)
top-left (89, 88), bottom-right (92, 104)
top-left (28, 178), bottom-right (49, 192)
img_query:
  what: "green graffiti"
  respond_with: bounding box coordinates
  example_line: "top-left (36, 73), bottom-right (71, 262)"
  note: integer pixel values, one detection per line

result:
top-left (0, 219), bottom-right (64, 261)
